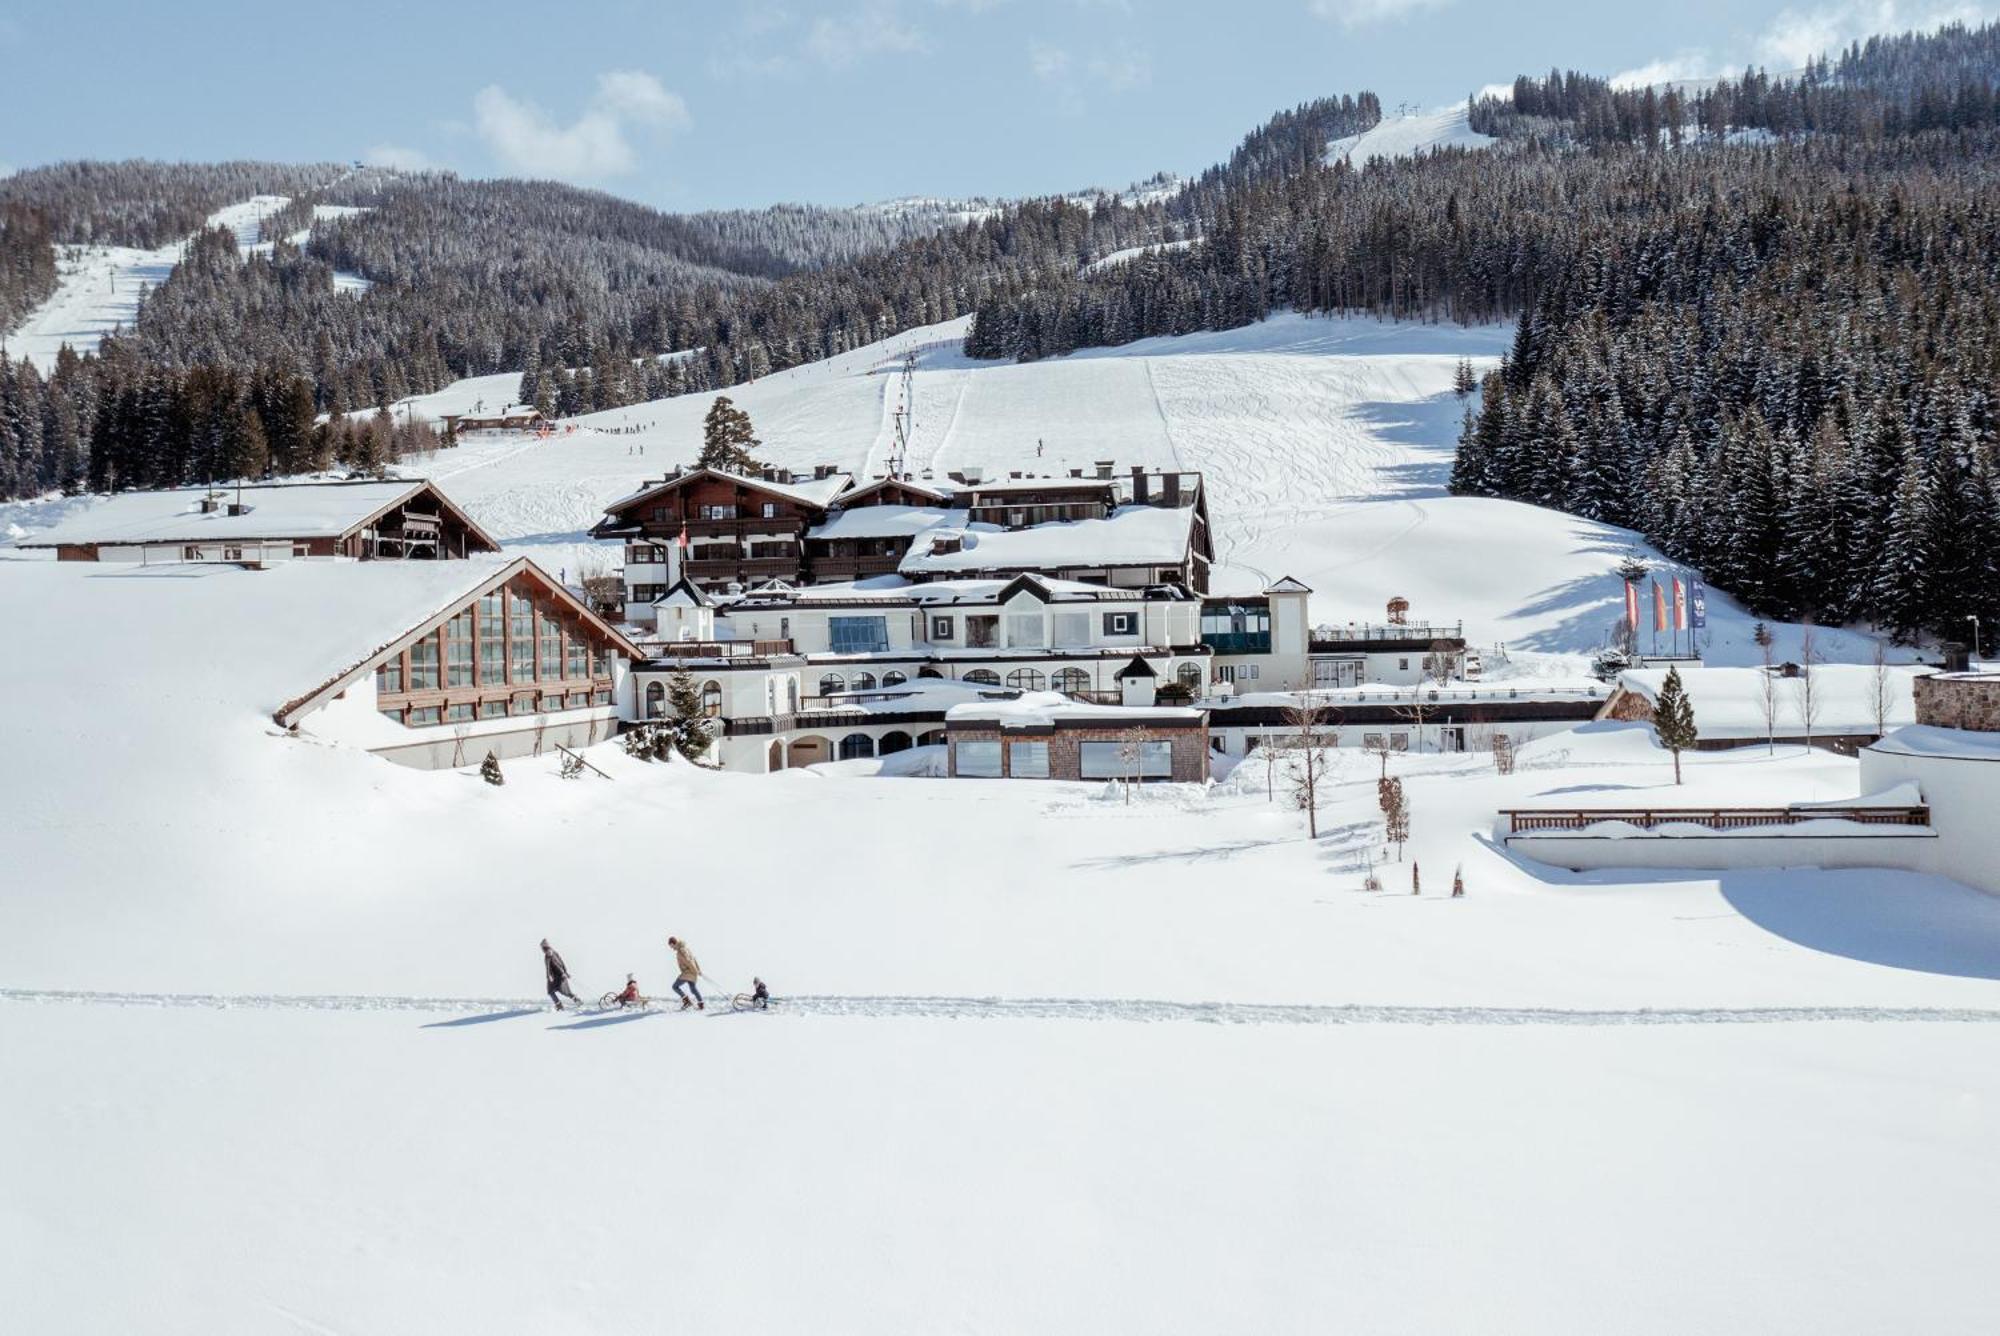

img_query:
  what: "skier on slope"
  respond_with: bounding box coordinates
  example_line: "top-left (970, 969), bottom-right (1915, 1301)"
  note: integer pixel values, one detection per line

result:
top-left (668, 936), bottom-right (703, 1011)
top-left (542, 939), bottom-right (580, 1011)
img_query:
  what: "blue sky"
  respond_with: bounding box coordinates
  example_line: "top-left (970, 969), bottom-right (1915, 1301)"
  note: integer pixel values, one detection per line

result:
top-left (2, 0), bottom-right (1993, 210)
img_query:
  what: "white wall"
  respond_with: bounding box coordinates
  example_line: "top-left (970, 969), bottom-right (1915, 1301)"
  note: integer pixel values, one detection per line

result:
top-left (1506, 829), bottom-right (1938, 876)
top-left (1859, 747), bottom-right (2000, 895)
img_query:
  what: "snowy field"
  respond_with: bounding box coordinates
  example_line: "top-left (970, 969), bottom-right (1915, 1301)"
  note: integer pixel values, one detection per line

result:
top-left (1327, 104), bottom-right (1497, 168)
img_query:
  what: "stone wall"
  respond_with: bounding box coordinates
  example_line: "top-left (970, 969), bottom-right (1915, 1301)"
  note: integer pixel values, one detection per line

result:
top-left (1914, 673), bottom-right (2000, 732)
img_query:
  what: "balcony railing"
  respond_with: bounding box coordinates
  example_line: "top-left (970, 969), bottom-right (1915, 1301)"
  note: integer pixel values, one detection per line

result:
top-left (640, 639), bottom-right (795, 660)
top-left (1311, 621), bottom-right (1464, 646)
top-left (1202, 631), bottom-right (1272, 654)
top-left (1501, 806), bottom-right (1931, 834)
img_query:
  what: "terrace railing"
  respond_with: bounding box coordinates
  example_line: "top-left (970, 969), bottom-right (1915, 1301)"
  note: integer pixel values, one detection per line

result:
top-left (1500, 806), bottom-right (1931, 835)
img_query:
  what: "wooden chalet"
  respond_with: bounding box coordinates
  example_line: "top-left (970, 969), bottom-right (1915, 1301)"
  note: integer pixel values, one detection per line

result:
top-left (591, 464), bottom-right (854, 595)
top-left (19, 479), bottom-right (501, 565)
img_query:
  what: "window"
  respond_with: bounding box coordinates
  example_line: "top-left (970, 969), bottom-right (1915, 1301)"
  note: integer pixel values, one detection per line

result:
top-left (1079, 739), bottom-right (1173, 779)
top-left (850, 672), bottom-right (877, 692)
top-left (1005, 614), bottom-right (1044, 648)
top-left (479, 699), bottom-right (507, 720)
top-left (748, 541), bottom-right (794, 559)
top-left (378, 707), bottom-right (404, 726)
top-left (539, 615), bottom-right (561, 680)
top-left (510, 593), bottom-right (535, 683)
top-left (1052, 667), bottom-right (1090, 697)
top-left (409, 635), bottom-right (440, 691)
top-left (594, 687), bottom-right (613, 707)
top-left (567, 691), bottom-right (589, 709)
top-left (1006, 667), bottom-right (1046, 690)
top-left (1052, 612), bottom-right (1090, 647)
top-left (479, 631), bottom-right (505, 686)
top-left (785, 678), bottom-right (800, 711)
top-left (407, 705), bottom-right (441, 726)
top-left (839, 733), bottom-right (876, 761)
top-left (1176, 663), bottom-right (1205, 692)
top-left (293, 543), bottom-right (310, 559)
top-left (965, 615), bottom-right (999, 648)
top-left (761, 502), bottom-right (778, 519)
top-left (222, 545), bottom-right (244, 562)
top-left (828, 616), bottom-right (890, 654)
top-left (1010, 740), bottom-right (1050, 778)
top-left (931, 615), bottom-right (954, 640)
top-left (701, 681), bottom-right (723, 718)
top-left (566, 638), bottom-right (587, 679)
top-left (918, 667), bottom-right (944, 679)
top-left (962, 669), bottom-right (1001, 686)
top-left (645, 681), bottom-right (666, 719)
top-left (445, 702), bottom-right (475, 723)
top-left (446, 611), bottom-right (474, 687)
top-left (1391, 733), bottom-right (1410, 751)
top-left (376, 658), bottom-right (404, 695)
top-left (1363, 733), bottom-right (1386, 751)
top-left (1103, 612), bottom-right (1136, 636)
top-left (882, 670), bottom-right (907, 687)
top-left (542, 692), bottom-right (567, 713)
top-left (512, 693), bottom-right (538, 717)
top-left (182, 545), bottom-right (203, 561)
top-left (954, 739), bottom-right (1002, 777)
top-left (819, 673), bottom-right (846, 696)
top-left (1399, 658), bottom-right (1410, 671)
top-left (702, 504), bottom-right (739, 520)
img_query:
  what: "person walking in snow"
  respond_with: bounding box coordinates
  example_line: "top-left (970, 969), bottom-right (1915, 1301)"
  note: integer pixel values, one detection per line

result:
top-left (542, 939), bottom-right (580, 1010)
top-left (668, 936), bottom-right (703, 1010)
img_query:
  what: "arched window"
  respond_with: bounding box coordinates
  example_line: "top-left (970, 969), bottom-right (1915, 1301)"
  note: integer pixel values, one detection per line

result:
top-left (644, 681), bottom-right (666, 718)
top-left (786, 677), bottom-right (800, 711)
top-left (701, 680), bottom-right (723, 718)
top-left (838, 733), bottom-right (876, 760)
top-left (882, 670), bottom-right (908, 687)
top-left (1053, 667), bottom-right (1090, 698)
top-left (1176, 663), bottom-right (1205, 692)
top-left (963, 669), bottom-right (1001, 686)
top-left (851, 671), bottom-right (877, 691)
top-left (879, 730), bottom-right (912, 754)
top-left (1006, 667), bottom-right (1046, 690)
top-left (818, 673), bottom-right (846, 697)
top-left (918, 666), bottom-right (944, 679)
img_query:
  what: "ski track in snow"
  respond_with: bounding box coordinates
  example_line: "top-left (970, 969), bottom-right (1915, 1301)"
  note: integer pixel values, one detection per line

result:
top-left (7, 988), bottom-right (2000, 1027)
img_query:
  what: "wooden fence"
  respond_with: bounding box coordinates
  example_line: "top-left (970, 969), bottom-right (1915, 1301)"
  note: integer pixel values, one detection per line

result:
top-left (1501, 806), bottom-right (1930, 834)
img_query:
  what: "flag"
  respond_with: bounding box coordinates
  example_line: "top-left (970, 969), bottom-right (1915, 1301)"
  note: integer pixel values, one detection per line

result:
top-left (677, 523), bottom-right (689, 550)
top-left (1689, 578), bottom-right (1708, 631)
top-left (1653, 580), bottom-right (1668, 632)
top-left (1673, 577), bottom-right (1688, 631)
top-left (1624, 580), bottom-right (1640, 632)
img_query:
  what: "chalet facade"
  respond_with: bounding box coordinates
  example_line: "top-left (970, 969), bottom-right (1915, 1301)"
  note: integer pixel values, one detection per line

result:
top-left (592, 465), bottom-right (854, 602)
top-left (276, 557), bottom-right (643, 769)
top-left (19, 479), bottom-right (501, 565)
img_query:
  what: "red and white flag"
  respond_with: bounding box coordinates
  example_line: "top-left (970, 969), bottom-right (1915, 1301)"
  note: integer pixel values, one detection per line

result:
top-left (1653, 580), bottom-right (1669, 632)
top-left (1673, 577), bottom-right (1688, 631)
top-left (1624, 580), bottom-right (1640, 632)
top-left (677, 523), bottom-right (689, 550)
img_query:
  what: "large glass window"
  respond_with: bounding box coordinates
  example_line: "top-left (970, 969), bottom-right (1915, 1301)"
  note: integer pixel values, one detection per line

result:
top-left (1005, 614), bottom-right (1044, 648)
top-left (538, 615), bottom-right (561, 680)
top-left (1079, 739), bottom-right (1173, 779)
top-left (1052, 667), bottom-right (1090, 697)
top-left (954, 739), bottom-right (1003, 777)
top-left (882, 670), bottom-right (907, 687)
top-left (1176, 662), bottom-right (1205, 692)
top-left (850, 672), bottom-right (877, 692)
top-left (377, 658), bottom-right (404, 695)
top-left (828, 616), bottom-right (890, 654)
top-left (1006, 668), bottom-right (1046, 690)
top-left (408, 635), bottom-right (440, 691)
top-left (818, 673), bottom-right (846, 696)
top-left (965, 616), bottom-right (998, 648)
top-left (445, 611), bottom-right (474, 687)
top-left (510, 593), bottom-right (535, 683)
top-left (407, 705), bottom-right (441, 726)
top-left (962, 669), bottom-right (1001, 686)
top-left (701, 681), bottom-right (723, 718)
top-left (566, 637), bottom-right (587, 679)
top-left (1010, 740), bottom-right (1050, 778)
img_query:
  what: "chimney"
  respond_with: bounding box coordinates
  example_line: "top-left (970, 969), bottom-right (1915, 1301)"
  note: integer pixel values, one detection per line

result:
top-left (1009, 470), bottom-right (1023, 480)
top-left (816, 464), bottom-right (835, 480)
top-left (197, 496), bottom-right (221, 513)
top-left (1162, 472), bottom-right (1180, 507)
top-left (1131, 465), bottom-right (1149, 505)
top-left (1069, 468), bottom-right (1083, 478)
top-left (1095, 460), bottom-right (1114, 479)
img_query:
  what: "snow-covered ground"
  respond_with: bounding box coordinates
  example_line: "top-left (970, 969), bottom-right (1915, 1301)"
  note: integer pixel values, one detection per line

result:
top-left (3, 196), bottom-right (367, 369)
top-left (1328, 104), bottom-right (1496, 168)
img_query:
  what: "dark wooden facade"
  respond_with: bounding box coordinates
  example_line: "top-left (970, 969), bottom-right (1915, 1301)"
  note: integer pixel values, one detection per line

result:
top-left (592, 469), bottom-right (828, 592)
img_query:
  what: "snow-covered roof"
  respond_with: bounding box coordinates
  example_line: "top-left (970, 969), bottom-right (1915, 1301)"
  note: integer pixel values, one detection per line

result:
top-left (808, 505), bottom-right (955, 541)
top-left (946, 690), bottom-right (1204, 728)
top-left (1869, 723), bottom-right (2000, 761)
top-left (726, 572), bottom-right (1174, 611)
top-left (957, 476), bottom-right (1119, 495)
top-left (1265, 576), bottom-right (1313, 595)
top-left (1614, 665), bottom-right (1923, 738)
top-left (602, 467), bottom-right (855, 518)
top-left (900, 505), bottom-right (1195, 575)
top-left (15, 480), bottom-right (484, 547)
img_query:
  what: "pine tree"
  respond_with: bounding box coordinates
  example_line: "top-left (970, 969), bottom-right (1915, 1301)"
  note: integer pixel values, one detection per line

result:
top-left (1652, 666), bottom-right (1698, 785)
top-left (699, 395), bottom-right (761, 472)
top-left (665, 665), bottom-right (714, 763)
top-left (480, 751), bottom-right (505, 786)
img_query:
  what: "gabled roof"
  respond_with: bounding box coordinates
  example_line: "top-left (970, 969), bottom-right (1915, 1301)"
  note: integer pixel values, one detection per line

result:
top-left (1265, 576), bottom-right (1313, 595)
top-left (274, 556), bottom-right (642, 727)
top-left (837, 476), bottom-right (950, 506)
top-left (900, 505), bottom-right (1197, 575)
top-left (1113, 656), bottom-right (1159, 679)
top-left (995, 573), bottom-right (1055, 605)
top-left (598, 466), bottom-right (855, 521)
top-left (16, 478), bottom-right (501, 552)
top-left (652, 575), bottom-right (711, 609)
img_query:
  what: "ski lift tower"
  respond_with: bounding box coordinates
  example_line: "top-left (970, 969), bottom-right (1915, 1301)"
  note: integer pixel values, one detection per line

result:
top-left (885, 349), bottom-right (917, 479)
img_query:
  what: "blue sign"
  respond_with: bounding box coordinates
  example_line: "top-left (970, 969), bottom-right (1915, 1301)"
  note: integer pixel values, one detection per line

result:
top-left (1689, 578), bottom-right (1708, 631)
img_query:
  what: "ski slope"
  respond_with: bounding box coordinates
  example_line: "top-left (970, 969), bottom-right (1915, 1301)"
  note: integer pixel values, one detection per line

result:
top-left (4, 196), bottom-right (366, 369)
top-left (406, 311), bottom-right (1884, 667)
top-left (1327, 104), bottom-right (1496, 168)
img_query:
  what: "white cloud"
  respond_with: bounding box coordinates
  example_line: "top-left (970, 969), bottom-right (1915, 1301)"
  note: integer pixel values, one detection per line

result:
top-left (362, 144), bottom-right (431, 171)
top-left (1757, 1), bottom-right (1997, 68)
top-left (1088, 47), bottom-right (1150, 90)
top-left (804, 5), bottom-right (927, 68)
top-left (1030, 43), bottom-right (1073, 81)
top-left (473, 70), bottom-right (691, 182)
top-left (1029, 40), bottom-right (1149, 106)
top-left (1609, 51), bottom-right (1715, 91)
top-left (1308, 0), bottom-right (1454, 28)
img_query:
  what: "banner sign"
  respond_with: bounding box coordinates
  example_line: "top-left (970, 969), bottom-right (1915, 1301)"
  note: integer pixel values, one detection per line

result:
top-left (1689, 578), bottom-right (1708, 631)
